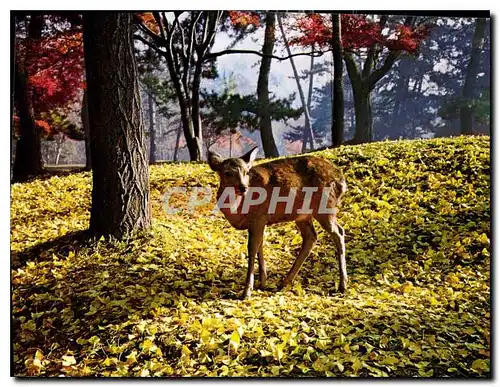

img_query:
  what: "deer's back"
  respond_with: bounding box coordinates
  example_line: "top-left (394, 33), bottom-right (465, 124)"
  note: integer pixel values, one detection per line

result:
top-left (218, 156), bottom-right (346, 229)
top-left (251, 156), bottom-right (345, 193)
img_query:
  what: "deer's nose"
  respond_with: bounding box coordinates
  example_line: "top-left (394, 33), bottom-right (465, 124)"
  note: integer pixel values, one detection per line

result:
top-left (238, 184), bottom-right (248, 194)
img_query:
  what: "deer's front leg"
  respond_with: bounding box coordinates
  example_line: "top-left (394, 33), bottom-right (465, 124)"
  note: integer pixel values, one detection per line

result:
top-left (242, 220), bottom-right (266, 299)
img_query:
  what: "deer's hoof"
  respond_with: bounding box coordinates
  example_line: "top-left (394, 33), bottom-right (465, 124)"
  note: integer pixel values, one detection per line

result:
top-left (339, 283), bottom-right (346, 294)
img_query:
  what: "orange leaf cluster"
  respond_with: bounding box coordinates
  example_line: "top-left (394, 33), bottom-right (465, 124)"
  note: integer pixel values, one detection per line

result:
top-left (137, 12), bottom-right (160, 34)
top-left (35, 119), bottom-right (51, 134)
top-left (228, 11), bottom-right (260, 27)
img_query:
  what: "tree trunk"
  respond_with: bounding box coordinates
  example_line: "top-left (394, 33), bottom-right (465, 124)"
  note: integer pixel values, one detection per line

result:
top-left (391, 71), bottom-right (411, 138)
top-left (190, 59), bottom-right (204, 161)
top-left (81, 89), bottom-right (91, 170)
top-left (343, 16), bottom-right (408, 145)
top-left (331, 13), bottom-right (344, 147)
top-left (460, 18), bottom-right (487, 135)
top-left (12, 13), bottom-right (43, 183)
top-left (83, 12), bottom-right (151, 239)
top-left (180, 105), bottom-right (201, 161)
top-left (276, 13), bottom-right (314, 153)
top-left (147, 91), bottom-right (156, 163)
top-left (12, 58), bottom-right (42, 182)
top-left (53, 134), bottom-right (65, 165)
top-left (351, 87), bottom-right (372, 144)
top-left (173, 121), bottom-right (182, 162)
top-left (257, 12), bottom-right (279, 158)
top-left (159, 13), bottom-right (204, 162)
top-left (163, 53), bottom-right (201, 162)
top-left (306, 44), bottom-right (316, 151)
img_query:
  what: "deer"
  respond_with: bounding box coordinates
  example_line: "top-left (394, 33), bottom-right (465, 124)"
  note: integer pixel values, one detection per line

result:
top-left (208, 146), bottom-right (347, 299)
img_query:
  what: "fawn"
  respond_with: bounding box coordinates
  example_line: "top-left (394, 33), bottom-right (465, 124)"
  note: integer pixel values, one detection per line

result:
top-left (208, 146), bottom-right (347, 299)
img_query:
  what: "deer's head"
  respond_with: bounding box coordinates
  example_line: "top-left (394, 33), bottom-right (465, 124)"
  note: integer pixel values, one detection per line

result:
top-left (208, 147), bottom-right (259, 194)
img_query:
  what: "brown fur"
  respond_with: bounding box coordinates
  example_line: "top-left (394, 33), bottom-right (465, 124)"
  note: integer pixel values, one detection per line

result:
top-left (208, 147), bottom-right (348, 299)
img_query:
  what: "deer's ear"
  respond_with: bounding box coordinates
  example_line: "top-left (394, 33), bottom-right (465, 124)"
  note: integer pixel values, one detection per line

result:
top-left (208, 150), bottom-right (223, 171)
top-left (240, 146), bottom-right (259, 166)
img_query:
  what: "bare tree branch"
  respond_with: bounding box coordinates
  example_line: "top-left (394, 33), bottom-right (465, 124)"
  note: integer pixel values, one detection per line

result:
top-left (133, 34), bottom-right (167, 58)
top-left (367, 50), bottom-right (400, 90)
top-left (205, 48), bottom-right (329, 62)
top-left (161, 12), bottom-right (171, 36)
top-left (171, 12), bottom-right (188, 67)
top-left (137, 22), bottom-right (165, 47)
top-left (152, 12), bottom-right (167, 41)
top-left (199, 12), bottom-right (210, 49)
top-left (362, 14), bottom-right (388, 79)
top-left (344, 52), bottom-right (363, 90)
top-left (204, 11), bottom-right (223, 51)
top-left (404, 15), bottom-right (416, 27)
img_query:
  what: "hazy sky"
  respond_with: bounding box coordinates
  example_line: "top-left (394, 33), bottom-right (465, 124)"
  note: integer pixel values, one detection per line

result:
top-left (204, 25), bottom-right (333, 107)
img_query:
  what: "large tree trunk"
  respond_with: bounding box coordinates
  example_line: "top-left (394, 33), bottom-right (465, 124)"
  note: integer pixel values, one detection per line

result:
top-left (351, 87), bottom-right (373, 144)
top-left (460, 18), bottom-right (487, 135)
top-left (331, 13), bottom-right (344, 147)
top-left (257, 12), bottom-right (279, 158)
top-left (12, 13), bottom-right (43, 183)
top-left (147, 91), bottom-right (156, 163)
top-left (276, 13), bottom-right (314, 153)
top-left (83, 12), bottom-right (151, 239)
top-left (81, 89), bottom-right (91, 170)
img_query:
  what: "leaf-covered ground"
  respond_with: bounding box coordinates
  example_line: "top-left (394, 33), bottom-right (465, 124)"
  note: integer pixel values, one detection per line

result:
top-left (11, 136), bottom-right (491, 377)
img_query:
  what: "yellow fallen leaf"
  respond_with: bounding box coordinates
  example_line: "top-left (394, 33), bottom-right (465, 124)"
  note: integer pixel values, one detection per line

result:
top-left (352, 358), bottom-right (363, 372)
top-left (229, 329), bottom-right (241, 351)
top-left (471, 359), bottom-right (489, 373)
top-left (61, 355), bottom-right (76, 367)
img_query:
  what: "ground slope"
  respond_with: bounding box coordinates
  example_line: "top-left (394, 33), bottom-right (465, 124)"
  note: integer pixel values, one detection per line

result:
top-left (11, 136), bottom-right (490, 377)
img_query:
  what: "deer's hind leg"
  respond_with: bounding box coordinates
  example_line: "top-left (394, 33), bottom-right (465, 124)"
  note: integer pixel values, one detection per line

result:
top-left (314, 214), bottom-right (347, 294)
top-left (281, 219), bottom-right (317, 289)
top-left (257, 241), bottom-right (267, 290)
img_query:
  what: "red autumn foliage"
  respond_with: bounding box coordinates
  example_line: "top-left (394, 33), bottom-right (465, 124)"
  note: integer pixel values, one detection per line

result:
top-left (385, 24), bottom-right (431, 52)
top-left (24, 29), bottom-right (85, 114)
top-left (288, 13), bottom-right (331, 47)
top-left (289, 13), bottom-right (430, 55)
top-left (15, 13), bottom-right (85, 137)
